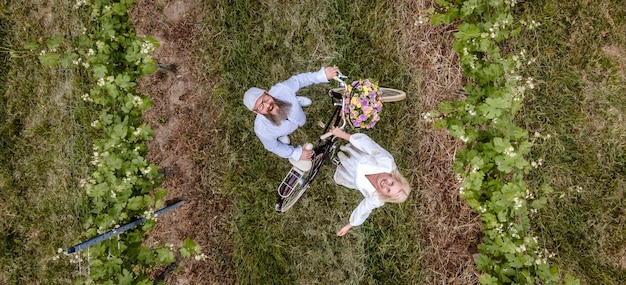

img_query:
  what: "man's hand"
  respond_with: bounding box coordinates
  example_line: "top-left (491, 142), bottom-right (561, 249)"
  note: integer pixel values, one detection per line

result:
top-left (299, 143), bottom-right (313, 161)
top-left (324, 66), bottom-right (340, 81)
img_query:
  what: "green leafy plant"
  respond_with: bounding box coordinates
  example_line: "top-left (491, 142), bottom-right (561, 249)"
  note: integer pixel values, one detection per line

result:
top-left (36, 0), bottom-right (203, 283)
top-left (429, 0), bottom-right (579, 284)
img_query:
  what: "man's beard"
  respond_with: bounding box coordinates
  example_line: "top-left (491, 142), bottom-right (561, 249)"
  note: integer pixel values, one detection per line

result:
top-left (264, 99), bottom-right (292, 126)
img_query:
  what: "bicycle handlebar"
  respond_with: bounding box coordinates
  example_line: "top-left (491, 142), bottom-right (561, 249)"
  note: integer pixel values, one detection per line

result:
top-left (332, 71), bottom-right (349, 91)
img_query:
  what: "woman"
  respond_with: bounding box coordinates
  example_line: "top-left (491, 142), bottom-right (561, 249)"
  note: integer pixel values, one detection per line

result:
top-left (329, 127), bottom-right (411, 236)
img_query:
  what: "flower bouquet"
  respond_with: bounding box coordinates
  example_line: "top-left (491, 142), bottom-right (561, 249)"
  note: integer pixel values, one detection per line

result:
top-left (342, 79), bottom-right (383, 129)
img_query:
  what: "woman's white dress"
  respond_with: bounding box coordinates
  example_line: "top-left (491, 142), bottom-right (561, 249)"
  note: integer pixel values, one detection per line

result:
top-left (333, 133), bottom-right (397, 226)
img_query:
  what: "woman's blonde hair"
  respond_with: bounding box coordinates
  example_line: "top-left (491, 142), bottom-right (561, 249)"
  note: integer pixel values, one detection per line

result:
top-left (378, 169), bottom-right (411, 203)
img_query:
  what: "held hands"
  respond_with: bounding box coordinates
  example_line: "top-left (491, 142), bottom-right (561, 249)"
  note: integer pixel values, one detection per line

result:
top-left (299, 143), bottom-right (313, 161)
top-left (324, 66), bottom-right (340, 81)
top-left (336, 224), bottom-right (353, 236)
top-left (329, 127), bottom-right (350, 141)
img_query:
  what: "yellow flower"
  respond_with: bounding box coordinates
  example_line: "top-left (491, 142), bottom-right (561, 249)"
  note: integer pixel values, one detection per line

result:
top-left (350, 97), bottom-right (358, 105)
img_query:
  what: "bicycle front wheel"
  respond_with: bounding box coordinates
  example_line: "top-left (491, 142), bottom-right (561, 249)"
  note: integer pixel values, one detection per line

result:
top-left (378, 87), bottom-right (406, 102)
top-left (329, 87), bottom-right (406, 102)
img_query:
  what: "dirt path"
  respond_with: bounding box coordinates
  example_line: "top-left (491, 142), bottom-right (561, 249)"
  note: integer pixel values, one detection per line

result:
top-left (130, 0), bottom-right (235, 283)
top-left (130, 0), bottom-right (481, 284)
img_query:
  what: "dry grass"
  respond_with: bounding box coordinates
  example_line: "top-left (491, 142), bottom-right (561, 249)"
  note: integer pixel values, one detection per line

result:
top-left (395, 1), bottom-right (482, 283)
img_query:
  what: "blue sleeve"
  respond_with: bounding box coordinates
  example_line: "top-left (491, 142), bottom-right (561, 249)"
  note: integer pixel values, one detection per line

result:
top-left (256, 131), bottom-right (302, 160)
top-left (274, 67), bottom-right (329, 96)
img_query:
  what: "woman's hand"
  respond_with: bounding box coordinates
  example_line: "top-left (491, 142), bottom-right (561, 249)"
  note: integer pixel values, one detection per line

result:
top-left (324, 66), bottom-right (340, 81)
top-left (336, 224), bottom-right (353, 236)
top-left (329, 127), bottom-right (350, 141)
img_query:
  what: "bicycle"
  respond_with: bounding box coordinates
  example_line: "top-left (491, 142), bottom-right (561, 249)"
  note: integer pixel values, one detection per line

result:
top-left (275, 72), bottom-right (406, 212)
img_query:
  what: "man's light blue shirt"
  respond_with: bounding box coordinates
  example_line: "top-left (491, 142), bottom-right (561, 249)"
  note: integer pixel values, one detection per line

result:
top-left (254, 67), bottom-right (329, 161)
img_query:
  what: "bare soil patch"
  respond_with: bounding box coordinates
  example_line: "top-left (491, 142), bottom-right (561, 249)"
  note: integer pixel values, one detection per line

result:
top-left (130, 0), bottom-right (235, 284)
top-left (130, 0), bottom-right (482, 284)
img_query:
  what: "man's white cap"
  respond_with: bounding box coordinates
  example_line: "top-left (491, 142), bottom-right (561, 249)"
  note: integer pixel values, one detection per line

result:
top-left (244, 87), bottom-right (265, 111)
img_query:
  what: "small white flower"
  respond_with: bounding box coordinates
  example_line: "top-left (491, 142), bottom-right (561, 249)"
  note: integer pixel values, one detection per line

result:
top-left (526, 77), bottom-right (535, 89)
top-left (141, 41), bottom-right (155, 54)
top-left (97, 78), bottom-right (105, 87)
top-left (74, 0), bottom-right (87, 9)
top-left (133, 96), bottom-right (142, 106)
top-left (141, 167), bottom-right (151, 175)
top-left (513, 197), bottom-right (523, 210)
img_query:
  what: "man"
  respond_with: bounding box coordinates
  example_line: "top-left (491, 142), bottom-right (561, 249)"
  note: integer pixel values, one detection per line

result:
top-left (243, 66), bottom-right (340, 163)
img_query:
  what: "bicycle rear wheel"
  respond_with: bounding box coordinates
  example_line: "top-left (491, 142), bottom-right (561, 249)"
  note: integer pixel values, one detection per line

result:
top-left (275, 140), bottom-right (337, 212)
top-left (276, 167), bottom-right (307, 212)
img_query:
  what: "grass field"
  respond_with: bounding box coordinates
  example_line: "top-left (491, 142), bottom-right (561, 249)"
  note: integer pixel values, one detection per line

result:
top-left (197, 1), bottom-right (422, 283)
top-left (0, 1), bottom-right (95, 283)
top-left (514, 1), bottom-right (626, 284)
top-left (0, 0), bottom-right (624, 284)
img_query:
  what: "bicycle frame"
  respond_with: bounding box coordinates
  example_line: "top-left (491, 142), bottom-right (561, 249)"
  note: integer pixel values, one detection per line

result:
top-left (275, 81), bottom-right (347, 212)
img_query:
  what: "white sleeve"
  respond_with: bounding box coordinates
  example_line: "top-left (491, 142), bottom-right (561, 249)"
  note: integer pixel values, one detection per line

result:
top-left (349, 197), bottom-right (384, 226)
top-left (348, 133), bottom-right (395, 171)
